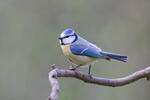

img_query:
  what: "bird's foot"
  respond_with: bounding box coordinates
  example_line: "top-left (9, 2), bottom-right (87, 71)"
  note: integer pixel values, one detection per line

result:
top-left (69, 65), bottom-right (80, 70)
top-left (88, 73), bottom-right (92, 78)
top-left (69, 67), bottom-right (76, 70)
top-left (69, 65), bottom-right (74, 69)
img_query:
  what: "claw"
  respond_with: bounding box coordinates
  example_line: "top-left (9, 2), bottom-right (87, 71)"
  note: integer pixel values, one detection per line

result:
top-left (69, 67), bottom-right (76, 70)
top-left (69, 65), bottom-right (80, 70)
top-left (88, 73), bottom-right (92, 78)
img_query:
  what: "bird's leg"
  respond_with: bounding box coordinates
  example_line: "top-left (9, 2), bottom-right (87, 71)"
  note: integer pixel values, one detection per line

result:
top-left (67, 59), bottom-right (74, 69)
top-left (88, 64), bottom-right (92, 75)
top-left (69, 65), bottom-right (80, 70)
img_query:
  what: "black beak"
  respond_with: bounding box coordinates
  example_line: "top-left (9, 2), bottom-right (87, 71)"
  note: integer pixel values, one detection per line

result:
top-left (58, 37), bottom-right (62, 40)
top-left (58, 37), bottom-right (65, 45)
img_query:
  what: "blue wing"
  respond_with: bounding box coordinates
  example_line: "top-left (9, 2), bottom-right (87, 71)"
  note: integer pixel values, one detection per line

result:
top-left (70, 44), bottom-right (104, 58)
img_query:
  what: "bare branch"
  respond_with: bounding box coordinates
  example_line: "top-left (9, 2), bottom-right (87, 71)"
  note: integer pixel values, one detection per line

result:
top-left (48, 65), bottom-right (150, 100)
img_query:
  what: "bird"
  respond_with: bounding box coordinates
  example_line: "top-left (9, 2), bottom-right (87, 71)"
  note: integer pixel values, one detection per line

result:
top-left (58, 28), bottom-right (127, 74)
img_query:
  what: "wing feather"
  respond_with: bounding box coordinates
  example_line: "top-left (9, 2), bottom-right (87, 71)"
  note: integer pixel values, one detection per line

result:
top-left (70, 44), bottom-right (104, 58)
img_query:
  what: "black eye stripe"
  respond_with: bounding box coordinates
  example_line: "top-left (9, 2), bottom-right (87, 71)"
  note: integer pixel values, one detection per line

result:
top-left (60, 35), bottom-right (74, 40)
top-left (60, 36), bottom-right (68, 40)
top-left (65, 36), bottom-right (69, 38)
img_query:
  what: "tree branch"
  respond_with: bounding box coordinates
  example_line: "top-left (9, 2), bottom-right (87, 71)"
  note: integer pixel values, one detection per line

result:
top-left (48, 64), bottom-right (150, 100)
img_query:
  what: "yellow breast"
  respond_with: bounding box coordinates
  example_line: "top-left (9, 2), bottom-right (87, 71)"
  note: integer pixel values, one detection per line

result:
top-left (61, 44), bottom-right (98, 65)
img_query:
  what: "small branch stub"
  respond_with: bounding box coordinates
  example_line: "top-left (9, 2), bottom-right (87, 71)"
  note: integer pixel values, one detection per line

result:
top-left (51, 64), bottom-right (56, 69)
top-left (144, 67), bottom-right (150, 80)
top-left (48, 65), bottom-right (150, 100)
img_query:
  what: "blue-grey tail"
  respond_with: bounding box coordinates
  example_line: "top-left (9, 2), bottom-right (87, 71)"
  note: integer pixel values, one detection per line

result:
top-left (101, 51), bottom-right (127, 62)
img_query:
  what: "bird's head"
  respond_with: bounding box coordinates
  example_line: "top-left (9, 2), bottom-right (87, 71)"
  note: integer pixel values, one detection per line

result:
top-left (58, 28), bottom-right (78, 45)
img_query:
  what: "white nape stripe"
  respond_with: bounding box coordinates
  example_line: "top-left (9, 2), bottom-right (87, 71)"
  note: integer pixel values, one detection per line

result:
top-left (60, 33), bottom-right (66, 37)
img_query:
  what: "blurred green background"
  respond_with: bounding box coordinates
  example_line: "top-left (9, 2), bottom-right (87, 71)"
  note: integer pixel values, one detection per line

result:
top-left (0, 0), bottom-right (150, 100)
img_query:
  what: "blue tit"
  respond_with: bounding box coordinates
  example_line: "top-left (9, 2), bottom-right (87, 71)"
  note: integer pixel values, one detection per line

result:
top-left (58, 28), bottom-right (127, 74)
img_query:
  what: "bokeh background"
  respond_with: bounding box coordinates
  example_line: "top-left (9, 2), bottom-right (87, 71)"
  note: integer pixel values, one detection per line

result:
top-left (0, 0), bottom-right (150, 100)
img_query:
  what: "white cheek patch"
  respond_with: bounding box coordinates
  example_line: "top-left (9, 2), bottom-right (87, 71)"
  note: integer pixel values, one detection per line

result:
top-left (63, 36), bottom-right (75, 44)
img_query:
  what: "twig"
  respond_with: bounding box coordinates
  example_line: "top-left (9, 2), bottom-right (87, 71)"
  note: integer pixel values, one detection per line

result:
top-left (48, 65), bottom-right (150, 100)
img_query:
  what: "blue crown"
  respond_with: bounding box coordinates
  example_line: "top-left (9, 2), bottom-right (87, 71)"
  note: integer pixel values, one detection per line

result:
top-left (63, 28), bottom-right (74, 35)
